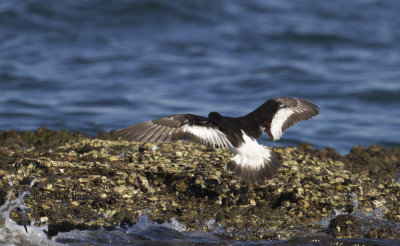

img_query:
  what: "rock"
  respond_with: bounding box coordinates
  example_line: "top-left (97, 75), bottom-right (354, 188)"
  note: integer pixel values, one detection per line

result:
top-left (329, 214), bottom-right (362, 238)
top-left (0, 128), bottom-right (399, 241)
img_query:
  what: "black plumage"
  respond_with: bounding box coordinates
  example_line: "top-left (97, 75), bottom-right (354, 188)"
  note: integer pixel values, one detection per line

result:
top-left (117, 97), bottom-right (319, 183)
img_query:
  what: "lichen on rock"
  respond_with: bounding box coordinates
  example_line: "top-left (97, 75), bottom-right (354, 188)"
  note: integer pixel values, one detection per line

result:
top-left (0, 129), bottom-right (399, 240)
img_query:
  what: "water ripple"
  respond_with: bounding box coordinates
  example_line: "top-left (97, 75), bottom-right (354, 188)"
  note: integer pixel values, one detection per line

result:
top-left (0, 0), bottom-right (399, 154)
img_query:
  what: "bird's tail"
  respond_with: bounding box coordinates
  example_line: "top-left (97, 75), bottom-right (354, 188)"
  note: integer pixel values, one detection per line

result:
top-left (227, 150), bottom-right (282, 184)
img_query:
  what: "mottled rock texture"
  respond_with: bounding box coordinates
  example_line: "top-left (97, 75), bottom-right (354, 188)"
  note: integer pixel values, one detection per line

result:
top-left (0, 128), bottom-right (399, 240)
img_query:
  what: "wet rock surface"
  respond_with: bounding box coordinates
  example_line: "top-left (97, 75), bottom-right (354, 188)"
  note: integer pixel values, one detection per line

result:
top-left (0, 128), bottom-right (399, 240)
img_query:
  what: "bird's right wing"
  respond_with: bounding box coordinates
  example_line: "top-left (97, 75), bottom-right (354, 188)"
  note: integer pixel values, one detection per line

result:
top-left (243, 97), bottom-right (319, 141)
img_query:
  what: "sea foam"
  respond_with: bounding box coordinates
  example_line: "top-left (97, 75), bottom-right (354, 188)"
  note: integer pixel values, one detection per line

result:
top-left (0, 175), bottom-right (59, 246)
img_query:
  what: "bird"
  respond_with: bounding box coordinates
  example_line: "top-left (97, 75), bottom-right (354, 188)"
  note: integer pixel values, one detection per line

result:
top-left (117, 97), bottom-right (319, 183)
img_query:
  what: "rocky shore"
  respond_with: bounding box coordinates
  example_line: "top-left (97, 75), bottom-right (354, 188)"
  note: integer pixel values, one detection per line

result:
top-left (0, 128), bottom-right (399, 240)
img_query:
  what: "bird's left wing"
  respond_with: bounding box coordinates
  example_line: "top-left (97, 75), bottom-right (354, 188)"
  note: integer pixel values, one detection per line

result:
top-left (117, 114), bottom-right (231, 148)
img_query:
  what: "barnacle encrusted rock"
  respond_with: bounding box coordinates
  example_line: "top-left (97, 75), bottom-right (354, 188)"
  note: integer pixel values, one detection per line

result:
top-left (0, 128), bottom-right (399, 240)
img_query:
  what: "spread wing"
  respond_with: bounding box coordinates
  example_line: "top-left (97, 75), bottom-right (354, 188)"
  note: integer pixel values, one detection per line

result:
top-left (243, 97), bottom-right (319, 141)
top-left (117, 114), bottom-right (232, 148)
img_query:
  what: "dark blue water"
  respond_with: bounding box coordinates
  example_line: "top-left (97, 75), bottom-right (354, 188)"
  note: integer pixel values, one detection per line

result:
top-left (1, 1), bottom-right (400, 244)
top-left (1, 0), bottom-right (400, 154)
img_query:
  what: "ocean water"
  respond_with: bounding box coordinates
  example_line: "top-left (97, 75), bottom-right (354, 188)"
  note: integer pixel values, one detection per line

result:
top-left (0, 0), bottom-right (400, 153)
top-left (1, 0), bottom-right (400, 244)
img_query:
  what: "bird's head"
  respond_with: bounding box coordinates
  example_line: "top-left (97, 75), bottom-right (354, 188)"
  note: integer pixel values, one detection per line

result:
top-left (208, 112), bottom-right (222, 121)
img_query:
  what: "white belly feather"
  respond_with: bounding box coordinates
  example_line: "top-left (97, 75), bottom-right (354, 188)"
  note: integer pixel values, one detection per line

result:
top-left (231, 130), bottom-right (272, 170)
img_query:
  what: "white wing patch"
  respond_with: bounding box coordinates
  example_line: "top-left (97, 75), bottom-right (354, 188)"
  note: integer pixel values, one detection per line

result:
top-left (270, 107), bottom-right (294, 141)
top-left (231, 130), bottom-right (272, 170)
top-left (183, 125), bottom-right (232, 149)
